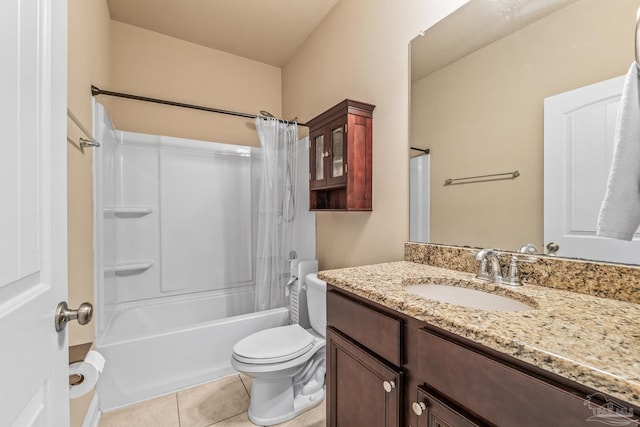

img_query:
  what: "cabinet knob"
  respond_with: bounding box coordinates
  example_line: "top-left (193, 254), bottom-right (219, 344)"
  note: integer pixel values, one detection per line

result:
top-left (323, 151), bottom-right (329, 158)
top-left (412, 401), bottom-right (427, 416)
top-left (382, 380), bottom-right (396, 393)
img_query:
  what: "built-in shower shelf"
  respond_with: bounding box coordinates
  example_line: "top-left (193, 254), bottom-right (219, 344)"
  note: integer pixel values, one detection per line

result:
top-left (104, 261), bottom-right (154, 275)
top-left (104, 206), bottom-right (153, 218)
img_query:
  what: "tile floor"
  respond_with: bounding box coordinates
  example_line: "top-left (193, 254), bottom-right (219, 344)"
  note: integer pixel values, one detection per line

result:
top-left (99, 374), bottom-right (326, 427)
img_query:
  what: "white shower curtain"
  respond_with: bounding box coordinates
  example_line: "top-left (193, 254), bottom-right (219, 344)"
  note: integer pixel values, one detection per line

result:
top-left (255, 117), bottom-right (299, 311)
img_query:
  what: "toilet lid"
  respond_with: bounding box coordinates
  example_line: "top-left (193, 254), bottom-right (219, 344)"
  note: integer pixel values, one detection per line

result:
top-left (233, 324), bottom-right (315, 364)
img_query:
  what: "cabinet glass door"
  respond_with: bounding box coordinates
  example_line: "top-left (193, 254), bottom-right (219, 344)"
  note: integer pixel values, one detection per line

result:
top-left (315, 135), bottom-right (325, 181)
top-left (332, 127), bottom-right (344, 178)
top-left (328, 120), bottom-right (348, 186)
top-left (310, 133), bottom-right (326, 189)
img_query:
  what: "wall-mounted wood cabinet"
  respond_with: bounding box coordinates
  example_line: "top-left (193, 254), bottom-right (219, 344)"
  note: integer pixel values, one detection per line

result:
top-left (307, 100), bottom-right (374, 211)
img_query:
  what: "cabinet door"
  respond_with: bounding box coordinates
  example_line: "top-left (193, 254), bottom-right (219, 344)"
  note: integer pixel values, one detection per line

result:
top-left (414, 388), bottom-right (482, 427)
top-left (327, 328), bottom-right (401, 427)
top-left (416, 328), bottom-right (622, 426)
top-left (310, 129), bottom-right (327, 189)
top-left (326, 118), bottom-right (348, 187)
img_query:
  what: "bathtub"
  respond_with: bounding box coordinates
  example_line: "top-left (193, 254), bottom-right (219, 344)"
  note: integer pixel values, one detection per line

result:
top-left (96, 289), bottom-right (290, 411)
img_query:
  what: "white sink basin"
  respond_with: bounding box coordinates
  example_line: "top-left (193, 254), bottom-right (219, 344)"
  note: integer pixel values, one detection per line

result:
top-left (405, 284), bottom-right (533, 312)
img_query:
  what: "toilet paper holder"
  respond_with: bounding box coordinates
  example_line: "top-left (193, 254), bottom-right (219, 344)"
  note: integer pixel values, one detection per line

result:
top-left (69, 373), bottom-right (84, 386)
top-left (68, 346), bottom-right (106, 399)
top-left (68, 342), bottom-right (92, 386)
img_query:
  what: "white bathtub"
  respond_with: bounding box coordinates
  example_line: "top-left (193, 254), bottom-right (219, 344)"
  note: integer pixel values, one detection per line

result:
top-left (96, 290), bottom-right (290, 411)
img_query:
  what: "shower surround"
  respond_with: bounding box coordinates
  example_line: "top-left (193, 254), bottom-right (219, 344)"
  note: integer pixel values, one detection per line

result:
top-left (92, 103), bottom-right (313, 410)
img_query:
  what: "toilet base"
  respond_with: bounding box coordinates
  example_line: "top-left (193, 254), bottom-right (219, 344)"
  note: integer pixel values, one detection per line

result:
top-left (247, 383), bottom-right (325, 426)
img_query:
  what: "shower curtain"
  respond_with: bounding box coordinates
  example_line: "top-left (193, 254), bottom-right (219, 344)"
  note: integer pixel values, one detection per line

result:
top-left (255, 117), bottom-right (299, 311)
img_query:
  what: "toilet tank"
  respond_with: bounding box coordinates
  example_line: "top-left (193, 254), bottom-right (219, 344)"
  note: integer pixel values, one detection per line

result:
top-left (305, 273), bottom-right (327, 337)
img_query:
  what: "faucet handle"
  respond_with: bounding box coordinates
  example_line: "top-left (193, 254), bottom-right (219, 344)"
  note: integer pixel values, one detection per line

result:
top-left (500, 255), bottom-right (523, 286)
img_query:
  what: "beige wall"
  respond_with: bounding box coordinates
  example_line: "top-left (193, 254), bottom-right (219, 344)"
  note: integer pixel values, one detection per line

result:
top-left (68, 0), bottom-right (111, 346)
top-left (411, 0), bottom-right (639, 252)
top-left (108, 21), bottom-right (282, 147)
top-left (68, 0), bottom-right (112, 424)
top-left (282, 0), bottom-right (468, 269)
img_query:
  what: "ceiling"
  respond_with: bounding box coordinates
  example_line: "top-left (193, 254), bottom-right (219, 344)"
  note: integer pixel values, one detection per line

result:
top-left (107, 0), bottom-right (339, 67)
top-left (411, 0), bottom-right (578, 81)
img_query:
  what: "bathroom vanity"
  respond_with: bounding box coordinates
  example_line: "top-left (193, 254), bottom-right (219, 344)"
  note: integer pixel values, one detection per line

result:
top-left (321, 248), bottom-right (640, 427)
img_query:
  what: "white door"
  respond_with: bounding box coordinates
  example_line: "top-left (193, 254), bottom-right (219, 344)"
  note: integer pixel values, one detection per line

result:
top-left (0, 0), bottom-right (69, 425)
top-left (544, 74), bottom-right (640, 264)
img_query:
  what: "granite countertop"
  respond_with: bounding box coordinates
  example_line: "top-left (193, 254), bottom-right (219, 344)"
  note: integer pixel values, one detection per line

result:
top-left (318, 261), bottom-right (640, 407)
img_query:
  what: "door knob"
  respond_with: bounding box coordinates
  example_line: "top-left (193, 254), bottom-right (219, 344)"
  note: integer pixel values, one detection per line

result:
top-left (55, 302), bottom-right (93, 332)
top-left (412, 401), bottom-right (427, 416)
top-left (546, 242), bottom-right (560, 254)
top-left (382, 380), bottom-right (396, 393)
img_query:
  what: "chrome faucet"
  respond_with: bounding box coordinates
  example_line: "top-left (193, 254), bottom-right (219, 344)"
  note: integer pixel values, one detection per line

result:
top-left (475, 249), bottom-right (523, 286)
top-left (476, 248), bottom-right (538, 286)
top-left (475, 249), bottom-right (490, 280)
top-left (475, 248), bottom-right (502, 282)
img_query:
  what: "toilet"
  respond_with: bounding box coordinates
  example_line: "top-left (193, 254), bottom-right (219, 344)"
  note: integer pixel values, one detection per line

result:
top-left (231, 265), bottom-right (327, 426)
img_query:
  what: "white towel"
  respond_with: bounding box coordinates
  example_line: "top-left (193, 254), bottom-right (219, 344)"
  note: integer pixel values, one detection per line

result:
top-left (597, 62), bottom-right (640, 240)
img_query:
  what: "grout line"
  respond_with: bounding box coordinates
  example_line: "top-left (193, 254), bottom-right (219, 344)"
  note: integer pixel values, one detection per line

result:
top-left (238, 374), bottom-right (251, 397)
top-left (177, 375), bottom-right (255, 427)
top-left (203, 412), bottom-right (265, 427)
top-left (175, 393), bottom-right (181, 427)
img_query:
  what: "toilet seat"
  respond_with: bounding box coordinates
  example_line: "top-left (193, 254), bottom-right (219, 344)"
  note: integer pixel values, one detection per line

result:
top-left (233, 324), bottom-right (315, 365)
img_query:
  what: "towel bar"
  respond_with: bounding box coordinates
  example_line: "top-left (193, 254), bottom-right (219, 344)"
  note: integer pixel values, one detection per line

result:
top-left (444, 170), bottom-right (520, 185)
top-left (68, 109), bottom-right (100, 148)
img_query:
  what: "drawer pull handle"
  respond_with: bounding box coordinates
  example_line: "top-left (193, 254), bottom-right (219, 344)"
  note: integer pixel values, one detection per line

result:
top-left (412, 401), bottom-right (427, 416)
top-left (382, 380), bottom-right (396, 393)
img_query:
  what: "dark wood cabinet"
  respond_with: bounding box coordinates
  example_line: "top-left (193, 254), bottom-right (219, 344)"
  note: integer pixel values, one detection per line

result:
top-left (326, 285), bottom-right (640, 427)
top-left (414, 387), bottom-right (481, 427)
top-left (327, 289), bottom-right (403, 426)
top-left (307, 99), bottom-right (374, 211)
top-left (327, 328), bottom-right (401, 427)
top-left (414, 327), bottom-right (620, 427)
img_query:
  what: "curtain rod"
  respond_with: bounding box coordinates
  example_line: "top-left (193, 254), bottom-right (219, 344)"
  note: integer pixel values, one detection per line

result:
top-left (91, 85), bottom-right (307, 127)
top-left (411, 147), bottom-right (430, 154)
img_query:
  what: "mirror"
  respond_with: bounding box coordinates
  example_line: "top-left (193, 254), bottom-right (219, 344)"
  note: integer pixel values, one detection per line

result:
top-left (409, 0), bottom-right (640, 263)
